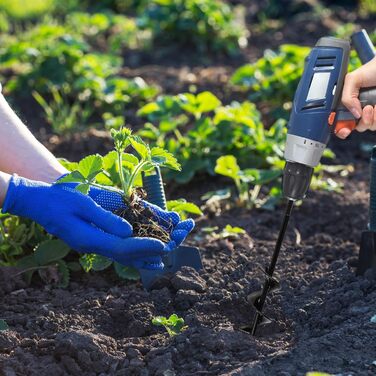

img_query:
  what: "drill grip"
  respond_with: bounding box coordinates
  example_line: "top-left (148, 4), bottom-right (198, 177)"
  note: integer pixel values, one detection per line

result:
top-left (334, 86), bottom-right (376, 134)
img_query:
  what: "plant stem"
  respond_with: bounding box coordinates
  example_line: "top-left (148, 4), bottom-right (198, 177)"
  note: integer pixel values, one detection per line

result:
top-left (13, 265), bottom-right (54, 277)
top-left (124, 161), bottom-right (148, 198)
top-left (250, 184), bottom-right (261, 206)
top-left (117, 149), bottom-right (128, 198)
top-left (88, 182), bottom-right (123, 194)
top-left (0, 219), bottom-right (7, 241)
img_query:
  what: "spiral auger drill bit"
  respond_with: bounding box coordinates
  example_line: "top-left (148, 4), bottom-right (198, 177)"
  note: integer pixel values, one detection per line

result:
top-left (250, 199), bottom-right (294, 335)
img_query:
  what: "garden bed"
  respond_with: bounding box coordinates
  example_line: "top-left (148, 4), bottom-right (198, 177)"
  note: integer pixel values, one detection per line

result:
top-left (1, 139), bottom-right (376, 375)
top-left (1, 2), bottom-right (376, 375)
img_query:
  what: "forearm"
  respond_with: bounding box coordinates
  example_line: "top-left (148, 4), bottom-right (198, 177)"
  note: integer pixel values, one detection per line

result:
top-left (0, 171), bottom-right (11, 206)
top-left (0, 94), bottom-right (67, 183)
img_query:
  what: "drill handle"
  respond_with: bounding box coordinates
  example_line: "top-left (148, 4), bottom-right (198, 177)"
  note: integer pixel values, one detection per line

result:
top-left (333, 86), bottom-right (376, 135)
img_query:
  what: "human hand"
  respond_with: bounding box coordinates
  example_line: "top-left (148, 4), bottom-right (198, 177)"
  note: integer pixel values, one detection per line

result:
top-left (88, 186), bottom-right (195, 248)
top-left (338, 56), bottom-right (376, 139)
top-left (2, 175), bottom-right (175, 269)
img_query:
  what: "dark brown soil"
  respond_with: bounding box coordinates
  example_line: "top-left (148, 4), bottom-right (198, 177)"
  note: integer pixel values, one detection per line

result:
top-left (1, 132), bottom-right (376, 375)
top-left (1, 4), bottom-right (376, 376)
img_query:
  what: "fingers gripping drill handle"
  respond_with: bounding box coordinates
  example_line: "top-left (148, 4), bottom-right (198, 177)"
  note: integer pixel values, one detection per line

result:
top-left (333, 87), bottom-right (376, 135)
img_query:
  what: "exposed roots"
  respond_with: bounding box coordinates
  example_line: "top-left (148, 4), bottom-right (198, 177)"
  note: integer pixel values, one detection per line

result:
top-left (116, 189), bottom-right (171, 243)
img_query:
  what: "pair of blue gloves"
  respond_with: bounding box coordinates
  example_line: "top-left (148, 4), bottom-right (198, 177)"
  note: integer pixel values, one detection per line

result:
top-left (2, 175), bottom-right (194, 270)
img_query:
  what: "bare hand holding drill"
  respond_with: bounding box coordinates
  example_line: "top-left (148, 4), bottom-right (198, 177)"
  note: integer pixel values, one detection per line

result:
top-left (339, 56), bottom-right (376, 139)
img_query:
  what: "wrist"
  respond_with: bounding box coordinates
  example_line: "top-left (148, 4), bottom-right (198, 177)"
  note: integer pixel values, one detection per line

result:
top-left (32, 164), bottom-right (69, 184)
top-left (2, 175), bottom-right (49, 217)
top-left (0, 171), bottom-right (11, 207)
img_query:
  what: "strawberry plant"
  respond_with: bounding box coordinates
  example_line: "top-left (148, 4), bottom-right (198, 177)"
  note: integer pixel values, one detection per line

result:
top-left (214, 154), bottom-right (353, 209)
top-left (231, 43), bottom-right (363, 118)
top-left (0, 20), bottom-right (158, 128)
top-left (58, 128), bottom-right (181, 273)
top-left (231, 44), bottom-right (311, 113)
top-left (57, 128), bottom-right (201, 279)
top-left (15, 239), bottom-right (72, 288)
top-left (0, 212), bottom-right (76, 287)
top-left (138, 0), bottom-right (248, 54)
top-left (32, 85), bottom-right (92, 135)
top-left (152, 314), bottom-right (187, 336)
top-left (138, 92), bottom-right (287, 184)
top-left (0, 214), bottom-right (47, 266)
top-left (215, 155), bottom-right (282, 209)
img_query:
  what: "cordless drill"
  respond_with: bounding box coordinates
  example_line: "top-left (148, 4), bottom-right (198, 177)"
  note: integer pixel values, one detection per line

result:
top-left (251, 36), bottom-right (376, 335)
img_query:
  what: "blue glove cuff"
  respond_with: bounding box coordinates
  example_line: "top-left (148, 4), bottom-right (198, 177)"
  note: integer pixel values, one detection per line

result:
top-left (2, 174), bottom-right (20, 214)
top-left (2, 175), bottom-right (49, 217)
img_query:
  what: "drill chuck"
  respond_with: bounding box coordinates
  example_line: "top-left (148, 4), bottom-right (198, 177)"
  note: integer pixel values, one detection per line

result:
top-left (282, 162), bottom-right (314, 201)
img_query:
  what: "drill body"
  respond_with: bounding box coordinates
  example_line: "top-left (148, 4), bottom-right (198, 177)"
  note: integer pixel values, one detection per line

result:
top-left (283, 37), bottom-right (376, 201)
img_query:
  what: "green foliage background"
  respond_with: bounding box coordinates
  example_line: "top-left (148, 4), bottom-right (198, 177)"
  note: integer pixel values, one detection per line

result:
top-left (0, 0), bottom-right (373, 284)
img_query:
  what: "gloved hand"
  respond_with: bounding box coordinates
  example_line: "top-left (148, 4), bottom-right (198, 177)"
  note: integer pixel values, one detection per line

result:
top-left (88, 186), bottom-right (195, 247)
top-left (2, 175), bottom-right (176, 269)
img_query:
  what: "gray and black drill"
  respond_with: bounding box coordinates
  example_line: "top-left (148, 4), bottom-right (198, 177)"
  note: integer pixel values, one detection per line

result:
top-left (250, 31), bottom-right (376, 335)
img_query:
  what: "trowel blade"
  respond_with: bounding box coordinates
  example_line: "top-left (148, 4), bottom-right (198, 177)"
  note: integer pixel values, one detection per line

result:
top-left (139, 245), bottom-right (203, 290)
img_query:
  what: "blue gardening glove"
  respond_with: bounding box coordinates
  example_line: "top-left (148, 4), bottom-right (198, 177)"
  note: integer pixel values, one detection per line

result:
top-left (2, 175), bottom-right (175, 269)
top-left (88, 187), bottom-right (195, 247)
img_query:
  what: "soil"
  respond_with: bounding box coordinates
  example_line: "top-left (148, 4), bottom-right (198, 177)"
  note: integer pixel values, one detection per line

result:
top-left (1, 131), bottom-right (376, 375)
top-left (1, 4), bottom-right (376, 376)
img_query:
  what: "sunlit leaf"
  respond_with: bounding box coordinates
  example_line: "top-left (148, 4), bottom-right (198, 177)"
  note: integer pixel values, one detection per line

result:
top-left (151, 147), bottom-right (181, 170)
top-left (130, 135), bottom-right (150, 160)
top-left (78, 154), bottom-right (103, 179)
top-left (214, 155), bottom-right (240, 180)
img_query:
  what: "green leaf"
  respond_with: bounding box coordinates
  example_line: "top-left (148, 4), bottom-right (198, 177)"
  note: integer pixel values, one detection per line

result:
top-left (114, 262), bottom-right (140, 280)
top-left (152, 316), bottom-right (166, 326)
top-left (34, 239), bottom-right (70, 266)
top-left (79, 254), bottom-right (94, 273)
top-left (56, 170), bottom-right (86, 184)
top-left (111, 128), bottom-right (132, 150)
top-left (137, 102), bottom-right (159, 116)
top-left (196, 92), bottom-right (221, 113)
top-left (78, 154), bottom-right (103, 179)
top-left (219, 225), bottom-right (246, 238)
top-left (97, 150), bottom-right (119, 185)
top-left (167, 314), bottom-right (185, 334)
top-left (152, 314), bottom-right (187, 336)
top-left (15, 254), bottom-right (38, 285)
top-left (76, 183), bottom-right (90, 195)
top-left (214, 155), bottom-right (240, 180)
top-left (122, 153), bottom-right (139, 173)
top-left (151, 147), bottom-right (181, 170)
top-left (91, 254), bottom-right (112, 271)
top-left (241, 169), bottom-right (282, 185)
top-left (130, 135), bottom-right (150, 160)
top-left (167, 199), bottom-right (202, 217)
top-left (0, 319), bottom-right (8, 331)
top-left (58, 158), bottom-right (78, 172)
top-left (56, 260), bottom-right (70, 288)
